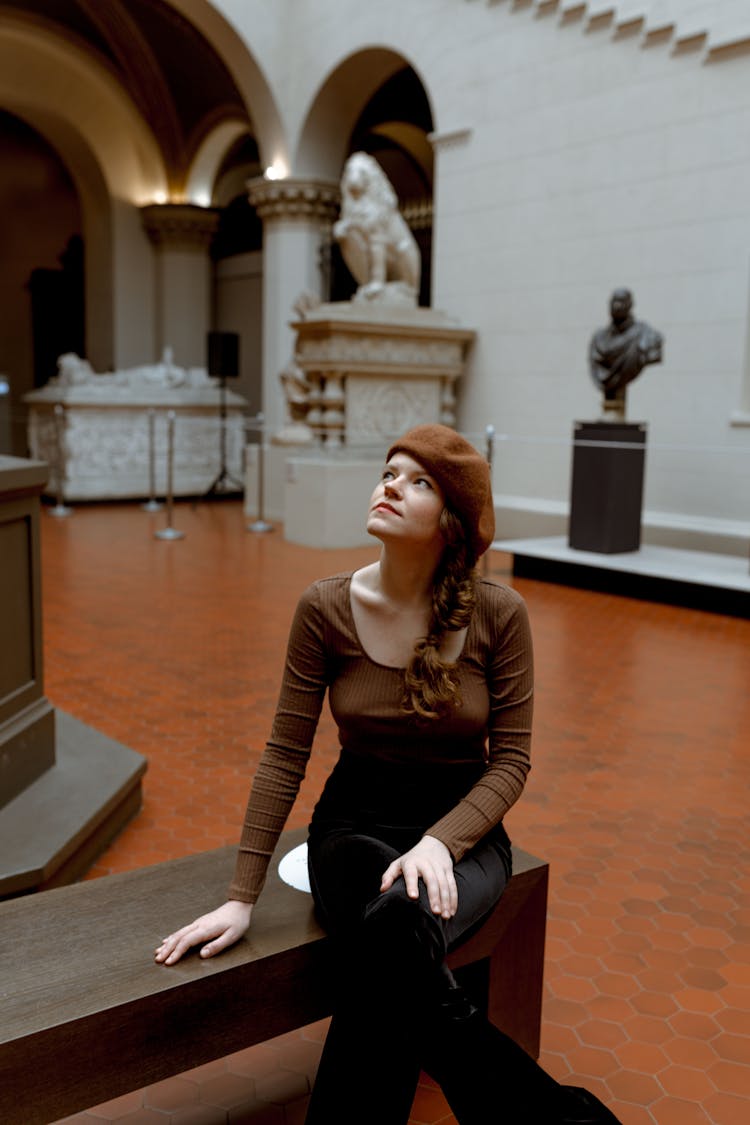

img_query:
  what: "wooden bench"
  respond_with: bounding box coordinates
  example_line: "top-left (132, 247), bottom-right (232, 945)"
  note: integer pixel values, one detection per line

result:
top-left (0, 827), bottom-right (548, 1125)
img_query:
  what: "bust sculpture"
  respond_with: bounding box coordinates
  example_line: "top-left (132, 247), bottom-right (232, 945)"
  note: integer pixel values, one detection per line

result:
top-left (589, 289), bottom-right (663, 420)
top-left (333, 152), bottom-right (421, 306)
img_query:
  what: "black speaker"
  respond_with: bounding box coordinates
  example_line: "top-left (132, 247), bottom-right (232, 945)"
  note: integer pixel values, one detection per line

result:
top-left (207, 331), bottom-right (239, 378)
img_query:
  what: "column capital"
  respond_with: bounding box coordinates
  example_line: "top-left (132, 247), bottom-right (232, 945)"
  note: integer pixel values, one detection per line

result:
top-left (246, 176), bottom-right (340, 223)
top-left (140, 203), bottom-right (220, 249)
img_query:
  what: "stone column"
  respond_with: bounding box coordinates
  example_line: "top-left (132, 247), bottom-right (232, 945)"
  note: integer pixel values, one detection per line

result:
top-left (140, 203), bottom-right (220, 369)
top-left (246, 177), bottom-right (339, 437)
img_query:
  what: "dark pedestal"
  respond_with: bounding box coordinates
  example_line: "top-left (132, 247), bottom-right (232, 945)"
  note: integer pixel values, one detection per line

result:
top-left (0, 456), bottom-right (53, 807)
top-left (568, 421), bottom-right (646, 554)
top-left (0, 455), bottom-right (146, 897)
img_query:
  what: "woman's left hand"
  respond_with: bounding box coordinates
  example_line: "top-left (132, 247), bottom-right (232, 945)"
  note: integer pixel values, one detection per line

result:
top-left (380, 835), bottom-right (457, 919)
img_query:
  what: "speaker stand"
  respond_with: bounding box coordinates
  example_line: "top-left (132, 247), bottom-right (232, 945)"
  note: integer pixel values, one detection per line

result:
top-left (203, 376), bottom-right (243, 498)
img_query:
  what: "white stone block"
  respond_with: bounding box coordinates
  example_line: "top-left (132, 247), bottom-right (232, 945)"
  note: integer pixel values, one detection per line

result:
top-left (283, 455), bottom-right (381, 549)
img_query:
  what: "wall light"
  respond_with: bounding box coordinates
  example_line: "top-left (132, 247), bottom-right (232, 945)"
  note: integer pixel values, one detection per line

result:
top-left (264, 160), bottom-right (287, 181)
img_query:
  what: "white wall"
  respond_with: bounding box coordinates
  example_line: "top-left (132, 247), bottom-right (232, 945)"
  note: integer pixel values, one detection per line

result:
top-left (204, 1), bottom-right (750, 548)
top-left (425, 3), bottom-right (750, 535)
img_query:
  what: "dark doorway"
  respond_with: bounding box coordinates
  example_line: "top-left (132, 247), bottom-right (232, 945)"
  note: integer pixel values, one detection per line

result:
top-left (28, 235), bottom-right (86, 387)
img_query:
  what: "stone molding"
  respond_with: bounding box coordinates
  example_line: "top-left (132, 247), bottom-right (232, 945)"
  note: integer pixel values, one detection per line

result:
top-left (401, 199), bottom-right (433, 231)
top-left (140, 203), bottom-right (220, 249)
top-left (246, 176), bottom-right (340, 223)
top-left (428, 127), bottom-right (472, 152)
top-left (501, 1), bottom-right (750, 64)
top-left (296, 330), bottom-right (467, 376)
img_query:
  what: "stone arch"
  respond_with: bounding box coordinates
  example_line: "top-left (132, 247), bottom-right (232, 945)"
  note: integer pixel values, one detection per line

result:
top-left (166, 0), bottom-right (288, 174)
top-left (0, 3), bottom-right (286, 377)
top-left (296, 48), bottom-right (435, 305)
top-left (0, 17), bottom-right (167, 203)
top-left (293, 46), bottom-right (435, 181)
top-left (8, 109), bottom-right (115, 376)
top-left (0, 15), bottom-right (171, 371)
top-left (185, 119), bottom-right (251, 207)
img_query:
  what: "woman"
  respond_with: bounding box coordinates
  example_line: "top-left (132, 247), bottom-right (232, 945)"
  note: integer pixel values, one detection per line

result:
top-left (156, 424), bottom-right (620, 1125)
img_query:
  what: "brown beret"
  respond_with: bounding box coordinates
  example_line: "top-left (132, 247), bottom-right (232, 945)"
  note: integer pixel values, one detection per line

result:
top-left (386, 424), bottom-right (495, 562)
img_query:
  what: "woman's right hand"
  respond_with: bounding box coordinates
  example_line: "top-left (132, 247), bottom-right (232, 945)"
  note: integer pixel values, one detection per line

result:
top-left (154, 900), bottom-right (253, 965)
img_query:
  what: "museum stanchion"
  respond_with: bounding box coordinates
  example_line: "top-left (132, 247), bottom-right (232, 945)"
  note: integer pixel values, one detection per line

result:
top-left (141, 409), bottom-right (163, 513)
top-left (203, 330), bottom-right (243, 499)
top-left (154, 411), bottom-right (184, 541)
top-left (47, 403), bottom-right (73, 518)
top-left (246, 413), bottom-right (273, 534)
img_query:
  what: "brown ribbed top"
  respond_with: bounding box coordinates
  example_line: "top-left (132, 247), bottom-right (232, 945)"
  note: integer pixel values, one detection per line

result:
top-left (229, 573), bottom-right (533, 903)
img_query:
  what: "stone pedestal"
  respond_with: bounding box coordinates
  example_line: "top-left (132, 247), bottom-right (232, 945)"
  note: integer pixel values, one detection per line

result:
top-left (0, 456), bottom-right (146, 897)
top-left (276, 302), bottom-right (475, 546)
top-left (568, 421), bottom-right (647, 554)
top-left (283, 451), bottom-right (381, 549)
top-left (291, 302), bottom-right (475, 446)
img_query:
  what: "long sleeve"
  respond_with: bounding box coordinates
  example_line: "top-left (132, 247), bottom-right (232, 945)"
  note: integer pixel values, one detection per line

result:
top-left (229, 584), bottom-right (330, 902)
top-left (425, 586), bottom-right (533, 861)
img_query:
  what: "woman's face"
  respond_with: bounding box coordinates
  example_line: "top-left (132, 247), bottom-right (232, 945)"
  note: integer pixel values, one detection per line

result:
top-left (366, 452), bottom-right (445, 549)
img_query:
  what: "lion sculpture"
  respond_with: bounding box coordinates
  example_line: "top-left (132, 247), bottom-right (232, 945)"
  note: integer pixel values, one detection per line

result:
top-left (333, 152), bottom-right (421, 305)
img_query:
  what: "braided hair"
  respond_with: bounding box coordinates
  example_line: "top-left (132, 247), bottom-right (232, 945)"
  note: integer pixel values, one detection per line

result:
top-left (401, 508), bottom-right (478, 720)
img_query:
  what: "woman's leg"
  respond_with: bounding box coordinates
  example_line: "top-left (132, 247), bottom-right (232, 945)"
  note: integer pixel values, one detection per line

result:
top-left (416, 839), bottom-right (562, 1121)
top-left (422, 987), bottom-right (622, 1125)
top-left (305, 829), bottom-right (511, 1125)
top-left (307, 828), bottom-right (622, 1124)
top-left (416, 845), bottom-right (623, 1125)
top-left (304, 831), bottom-right (426, 1125)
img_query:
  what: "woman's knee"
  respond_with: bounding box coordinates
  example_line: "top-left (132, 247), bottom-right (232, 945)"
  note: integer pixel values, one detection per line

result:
top-left (361, 884), bottom-right (447, 974)
top-left (308, 832), bottom-right (399, 932)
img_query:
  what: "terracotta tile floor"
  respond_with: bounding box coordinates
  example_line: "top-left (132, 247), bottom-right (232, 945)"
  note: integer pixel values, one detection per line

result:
top-left (37, 500), bottom-right (749, 1125)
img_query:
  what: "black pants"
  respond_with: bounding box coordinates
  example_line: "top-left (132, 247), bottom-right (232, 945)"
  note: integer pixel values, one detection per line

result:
top-left (304, 824), bottom-right (511, 1125)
